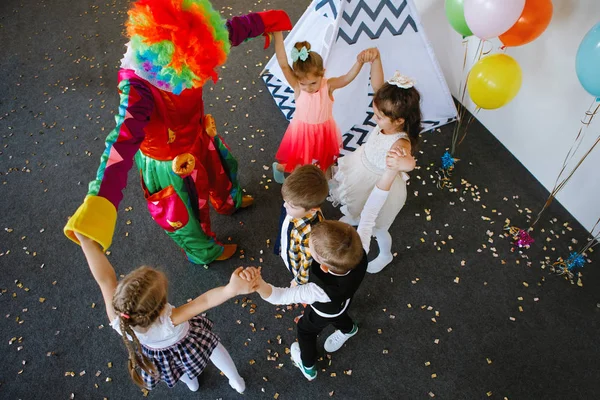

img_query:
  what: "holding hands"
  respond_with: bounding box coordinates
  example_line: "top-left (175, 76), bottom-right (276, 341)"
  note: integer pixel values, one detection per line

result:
top-left (357, 47), bottom-right (380, 64)
top-left (228, 267), bottom-right (262, 295)
top-left (235, 266), bottom-right (272, 298)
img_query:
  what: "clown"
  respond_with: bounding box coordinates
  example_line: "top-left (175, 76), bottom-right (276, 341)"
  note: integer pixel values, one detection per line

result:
top-left (64, 0), bottom-right (291, 264)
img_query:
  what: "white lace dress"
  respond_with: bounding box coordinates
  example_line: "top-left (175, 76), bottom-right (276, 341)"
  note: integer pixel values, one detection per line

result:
top-left (329, 125), bottom-right (409, 230)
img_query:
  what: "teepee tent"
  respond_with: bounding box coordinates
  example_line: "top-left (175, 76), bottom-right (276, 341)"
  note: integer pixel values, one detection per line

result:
top-left (262, 0), bottom-right (457, 153)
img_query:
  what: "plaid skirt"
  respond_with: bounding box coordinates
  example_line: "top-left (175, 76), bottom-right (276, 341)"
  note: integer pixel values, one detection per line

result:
top-left (141, 316), bottom-right (219, 389)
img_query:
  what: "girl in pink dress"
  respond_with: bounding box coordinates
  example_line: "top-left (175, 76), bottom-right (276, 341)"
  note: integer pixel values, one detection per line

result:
top-left (271, 31), bottom-right (371, 183)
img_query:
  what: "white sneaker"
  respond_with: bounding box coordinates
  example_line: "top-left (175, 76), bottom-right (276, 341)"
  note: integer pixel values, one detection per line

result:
top-left (229, 377), bottom-right (245, 394)
top-left (290, 342), bottom-right (317, 381)
top-left (179, 375), bottom-right (199, 392)
top-left (367, 253), bottom-right (394, 274)
top-left (324, 324), bottom-right (358, 353)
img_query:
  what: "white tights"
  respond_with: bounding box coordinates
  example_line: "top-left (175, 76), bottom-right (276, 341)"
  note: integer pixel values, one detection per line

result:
top-left (179, 343), bottom-right (245, 393)
top-left (367, 228), bottom-right (394, 274)
top-left (209, 343), bottom-right (245, 393)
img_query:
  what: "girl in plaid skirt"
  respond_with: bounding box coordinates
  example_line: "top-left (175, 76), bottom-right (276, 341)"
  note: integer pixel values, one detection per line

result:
top-left (76, 232), bottom-right (258, 393)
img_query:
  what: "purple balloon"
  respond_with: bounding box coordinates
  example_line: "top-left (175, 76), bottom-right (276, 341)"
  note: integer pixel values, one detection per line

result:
top-left (464, 0), bottom-right (525, 39)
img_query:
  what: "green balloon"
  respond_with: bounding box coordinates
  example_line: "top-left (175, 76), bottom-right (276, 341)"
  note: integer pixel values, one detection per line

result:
top-left (445, 0), bottom-right (473, 37)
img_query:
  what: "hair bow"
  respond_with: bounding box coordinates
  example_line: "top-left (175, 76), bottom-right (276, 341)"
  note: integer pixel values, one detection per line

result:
top-left (388, 71), bottom-right (416, 89)
top-left (291, 46), bottom-right (310, 62)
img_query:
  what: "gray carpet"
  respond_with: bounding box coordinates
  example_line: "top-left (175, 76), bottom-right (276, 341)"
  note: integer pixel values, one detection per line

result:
top-left (1, 0), bottom-right (599, 399)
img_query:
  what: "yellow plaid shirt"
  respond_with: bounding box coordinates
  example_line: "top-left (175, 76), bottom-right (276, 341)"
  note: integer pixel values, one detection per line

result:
top-left (288, 209), bottom-right (324, 285)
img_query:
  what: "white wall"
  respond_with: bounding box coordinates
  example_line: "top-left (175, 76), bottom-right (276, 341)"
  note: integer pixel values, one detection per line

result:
top-left (414, 0), bottom-right (600, 233)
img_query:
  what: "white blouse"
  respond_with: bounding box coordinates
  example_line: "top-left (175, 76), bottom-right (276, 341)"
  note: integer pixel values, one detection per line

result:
top-left (110, 303), bottom-right (188, 349)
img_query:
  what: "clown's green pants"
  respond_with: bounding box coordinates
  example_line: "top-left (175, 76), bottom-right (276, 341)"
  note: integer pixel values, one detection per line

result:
top-left (135, 135), bottom-right (242, 264)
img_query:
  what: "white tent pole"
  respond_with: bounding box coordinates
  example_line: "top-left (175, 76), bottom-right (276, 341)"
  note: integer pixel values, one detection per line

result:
top-left (321, 0), bottom-right (344, 64)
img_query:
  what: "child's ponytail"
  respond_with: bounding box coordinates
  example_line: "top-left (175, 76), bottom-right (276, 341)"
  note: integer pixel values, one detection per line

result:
top-left (403, 102), bottom-right (422, 155)
top-left (112, 266), bottom-right (168, 388)
top-left (291, 41), bottom-right (324, 78)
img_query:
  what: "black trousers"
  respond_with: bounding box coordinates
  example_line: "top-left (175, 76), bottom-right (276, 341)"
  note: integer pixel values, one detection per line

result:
top-left (297, 306), bottom-right (354, 367)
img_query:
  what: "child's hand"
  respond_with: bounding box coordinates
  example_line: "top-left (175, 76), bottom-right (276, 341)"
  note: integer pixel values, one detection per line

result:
top-left (271, 31), bottom-right (284, 48)
top-left (386, 148), bottom-right (416, 171)
top-left (74, 232), bottom-right (102, 252)
top-left (74, 231), bottom-right (92, 244)
top-left (239, 266), bottom-right (261, 282)
top-left (358, 48), bottom-right (379, 64)
top-left (357, 50), bottom-right (368, 64)
top-left (229, 267), bottom-right (260, 295)
top-left (388, 147), bottom-right (408, 158)
top-left (366, 47), bottom-right (380, 62)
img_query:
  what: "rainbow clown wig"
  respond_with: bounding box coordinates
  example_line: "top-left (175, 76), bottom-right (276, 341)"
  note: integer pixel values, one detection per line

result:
top-left (124, 0), bottom-right (230, 94)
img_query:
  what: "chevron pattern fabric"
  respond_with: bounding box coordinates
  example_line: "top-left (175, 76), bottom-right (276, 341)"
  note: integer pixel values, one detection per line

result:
top-left (261, 0), bottom-right (457, 153)
top-left (315, 0), bottom-right (339, 19)
top-left (337, 0), bottom-right (417, 45)
top-left (262, 73), bottom-right (297, 121)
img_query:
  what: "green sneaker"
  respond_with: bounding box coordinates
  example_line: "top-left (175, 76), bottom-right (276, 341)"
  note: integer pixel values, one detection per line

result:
top-left (273, 162), bottom-right (285, 184)
top-left (324, 323), bottom-right (358, 353)
top-left (290, 342), bottom-right (317, 381)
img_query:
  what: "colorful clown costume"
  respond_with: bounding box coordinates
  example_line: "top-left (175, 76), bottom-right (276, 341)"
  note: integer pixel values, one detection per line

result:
top-left (64, 0), bottom-right (291, 264)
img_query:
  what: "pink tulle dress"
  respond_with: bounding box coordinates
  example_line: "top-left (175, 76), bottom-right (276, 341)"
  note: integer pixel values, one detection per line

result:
top-left (275, 78), bottom-right (342, 172)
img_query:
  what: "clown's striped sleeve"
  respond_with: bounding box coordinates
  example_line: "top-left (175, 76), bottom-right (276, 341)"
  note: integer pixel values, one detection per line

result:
top-left (64, 77), bottom-right (154, 250)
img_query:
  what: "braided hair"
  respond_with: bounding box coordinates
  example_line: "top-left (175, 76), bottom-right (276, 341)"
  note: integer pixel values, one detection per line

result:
top-left (112, 266), bottom-right (168, 388)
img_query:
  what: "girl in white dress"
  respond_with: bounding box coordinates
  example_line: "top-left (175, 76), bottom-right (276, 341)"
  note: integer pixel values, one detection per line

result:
top-left (329, 49), bottom-right (422, 274)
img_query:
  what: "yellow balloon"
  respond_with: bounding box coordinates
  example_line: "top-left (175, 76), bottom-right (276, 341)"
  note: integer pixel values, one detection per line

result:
top-left (467, 54), bottom-right (522, 109)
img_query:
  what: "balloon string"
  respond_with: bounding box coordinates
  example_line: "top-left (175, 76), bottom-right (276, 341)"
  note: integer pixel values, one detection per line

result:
top-left (452, 38), bottom-right (472, 155)
top-left (548, 100), bottom-right (599, 195)
top-left (461, 38), bottom-right (469, 71)
top-left (451, 103), bottom-right (471, 154)
top-left (530, 130), bottom-right (600, 229)
top-left (458, 38), bottom-right (469, 101)
top-left (477, 39), bottom-right (486, 60)
top-left (577, 216), bottom-right (600, 255)
top-left (457, 108), bottom-right (480, 147)
top-left (452, 40), bottom-right (489, 156)
top-left (460, 39), bottom-right (482, 105)
top-left (459, 39), bottom-right (474, 106)
top-left (481, 40), bottom-right (493, 56)
top-left (452, 39), bottom-right (484, 155)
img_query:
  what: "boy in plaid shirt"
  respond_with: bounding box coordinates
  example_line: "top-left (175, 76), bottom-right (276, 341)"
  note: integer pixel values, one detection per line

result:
top-left (245, 150), bottom-right (408, 381)
top-left (275, 165), bottom-right (329, 286)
